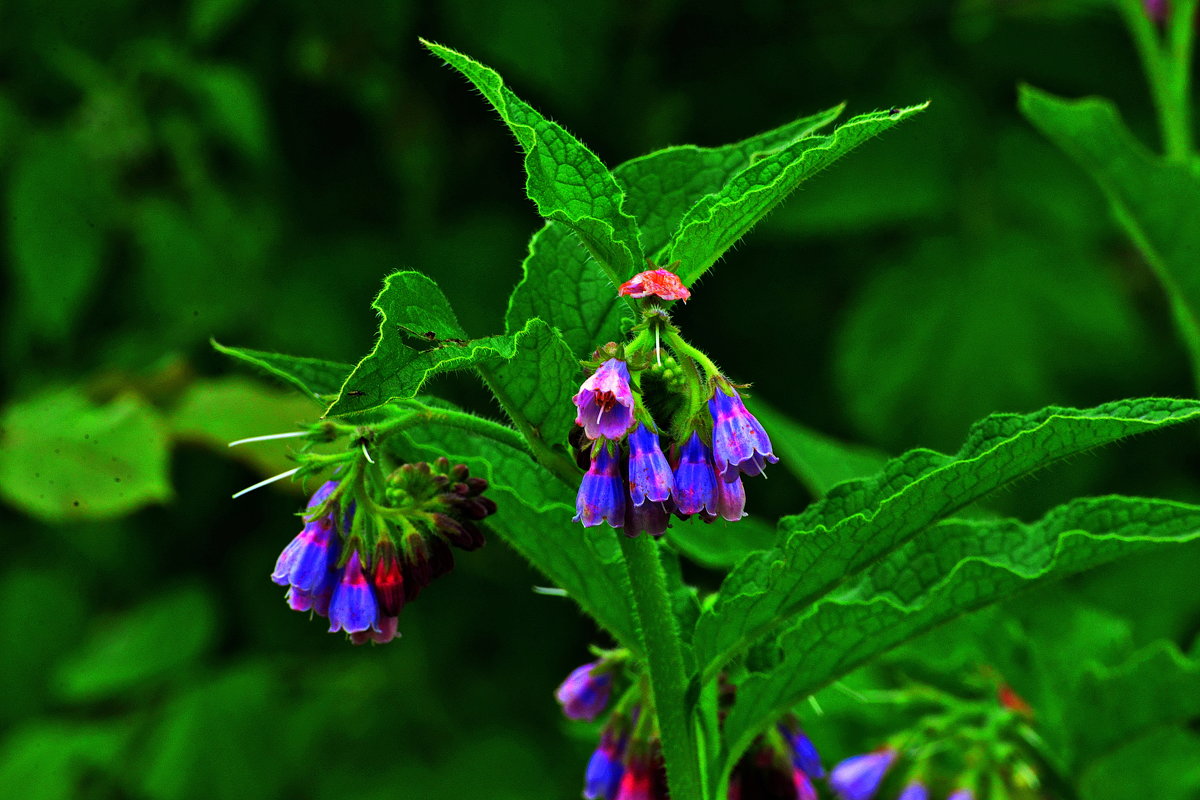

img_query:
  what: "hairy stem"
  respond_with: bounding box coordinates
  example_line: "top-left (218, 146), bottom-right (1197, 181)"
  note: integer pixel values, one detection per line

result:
top-left (619, 534), bottom-right (705, 800)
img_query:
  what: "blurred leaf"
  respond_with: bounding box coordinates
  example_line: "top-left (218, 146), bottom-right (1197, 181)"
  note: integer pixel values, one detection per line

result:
top-left (6, 133), bottom-right (113, 343)
top-left (1065, 640), bottom-right (1200, 768)
top-left (0, 721), bottom-right (129, 800)
top-left (836, 234), bottom-right (1148, 449)
top-left (694, 397), bottom-right (1200, 682)
top-left (56, 586), bottom-right (217, 701)
top-left (751, 399), bottom-right (886, 497)
top-left (1019, 86), bottom-right (1200, 378)
top-left (140, 662), bottom-right (288, 800)
top-left (188, 0), bottom-right (252, 44)
top-left (0, 389), bottom-right (171, 522)
top-left (212, 340), bottom-right (352, 401)
top-left (423, 39), bottom-right (642, 278)
top-left (170, 376), bottom-right (328, 477)
top-left (506, 105), bottom-right (845, 358)
top-left (720, 495), bottom-right (1200, 775)
top-left (397, 407), bottom-right (640, 654)
top-left (665, 103), bottom-right (929, 285)
top-left (325, 271), bottom-right (574, 419)
top-left (182, 64), bottom-right (269, 160)
top-left (1079, 726), bottom-right (1200, 800)
top-left (0, 568), bottom-right (87, 725)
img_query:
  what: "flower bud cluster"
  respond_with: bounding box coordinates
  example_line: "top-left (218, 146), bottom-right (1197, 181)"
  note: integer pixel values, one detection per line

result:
top-left (571, 268), bottom-right (777, 536)
top-left (270, 457), bottom-right (494, 644)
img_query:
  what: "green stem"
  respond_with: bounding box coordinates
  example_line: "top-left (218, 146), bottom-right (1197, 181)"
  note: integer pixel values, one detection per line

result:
top-left (619, 534), bottom-right (705, 800)
top-left (473, 364), bottom-right (582, 486)
top-left (1117, 0), bottom-right (1194, 160)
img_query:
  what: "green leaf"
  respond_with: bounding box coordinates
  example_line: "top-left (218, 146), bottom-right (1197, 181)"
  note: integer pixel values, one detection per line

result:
top-left (505, 105), bottom-right (845, 357)
top-left (0, 721), bottom-right (129, 800)
top-left (1066, 639), bottom-right (1200, 768)
top-left (693, 397), bottom-right (1200, 680)
top-left (395, 409), bottom-right (640, 653)
top-left (211, 339), bottom-right (352, 402)
top-left (666, 515), bottom-right (778, 571)
top-left (1018, 86), bottom-right (1200, 380)
top-left (7, 134), bottom-right (114, 343)
top-left (664, 103), bottom-right (928, 285)
top-left (1080, 726), bottom-right (1200, 800)
top-left (720, 495), bottom-right (1200, 780)
top-left (485, 318), bottom-right (579, 448)
top-left (324, 271), bottom-right (572, 418)
top-left (56, 586), bottom-right (217, 701)
top-left (750, 399), bottom-right (886, 497)
top-left (0, 389), bottom-right (172, 522)
top-left (423, 39), bottom-right (642, 278)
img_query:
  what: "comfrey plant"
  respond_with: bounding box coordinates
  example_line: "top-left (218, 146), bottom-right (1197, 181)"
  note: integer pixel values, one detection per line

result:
top-left (218, 40), bottom-right (1200, 799)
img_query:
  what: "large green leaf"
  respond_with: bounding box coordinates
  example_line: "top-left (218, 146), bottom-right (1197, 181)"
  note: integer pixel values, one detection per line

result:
top-left (211, 340), bottom-right (352, 402)
top-left (0, 388), bottom-right (172, 522)
top-left (719, 496), bottom-right (1200, 784)
top-left (664, 103), bottom-right (929, 285)
top-left (505, 106), bottom-right (845, 357)
top-left (423, 39), bottom-right (642, 278)
top-left (693, 397), bottom-right (1200, 680)
top-left (396, 411), bottom-right (639, 652)
top-left (1018, 86), bottom-right (1200, 379)
top-left (323, 272), bottom-right (578, 434)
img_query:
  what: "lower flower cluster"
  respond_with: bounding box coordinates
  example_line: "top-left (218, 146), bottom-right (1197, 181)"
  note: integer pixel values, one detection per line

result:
top-left (271, 458), bottom-right (494, 644)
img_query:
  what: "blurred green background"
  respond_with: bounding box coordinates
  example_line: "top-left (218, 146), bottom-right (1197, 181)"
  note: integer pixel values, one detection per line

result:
top-left (1, 1), bottom-right (1198, 797)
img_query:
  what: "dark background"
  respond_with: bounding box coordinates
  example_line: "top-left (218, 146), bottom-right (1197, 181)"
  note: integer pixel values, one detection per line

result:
top-left (1, 1), bottom-right (1197, 797)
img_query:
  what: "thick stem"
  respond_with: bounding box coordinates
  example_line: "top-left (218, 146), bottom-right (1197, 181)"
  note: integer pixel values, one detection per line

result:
top-left (1166, 0), bottom-right (1198, 158)
top-left (619, 534), bottom-right (705, 800)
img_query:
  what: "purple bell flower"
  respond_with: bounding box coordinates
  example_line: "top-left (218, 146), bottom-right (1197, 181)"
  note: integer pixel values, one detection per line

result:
top-left (574, 446), bottom-right (626, 528)
top-left (671, 432), bottom-right (717, 515)
top-left (328, 551), bottom-right (380, 634)
top-left (574, 359), bottom-right (636, 440)
top-left (714, 471), bottom-right (747, 522)
top-left (627, 424), bottom-right (673, 506)
top-left (272, 481), bottom-right (341, 591)
top-left (898, 783), bottom-right (929, 800)
top-left (584, 729), bottom-right (626, 799)
top-left (779, 724), bottom-right (824, 779)
top-left (709, 387), bottom-right (778, 480)
top-left (624, 499), bottom-right (670, 537)
top-left (555, 661), bottom-right (612, 721)
top-left (829, 748), bottom-right (896, 800)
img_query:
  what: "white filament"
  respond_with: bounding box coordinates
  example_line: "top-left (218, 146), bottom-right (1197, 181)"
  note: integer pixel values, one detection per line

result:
top-left (231, 467), bottom-right (300, 499)
top-left (362, 443), bottom-right (375, 464)
top-left (532, 585), bottom-right (569, 597)
top-left (228, 431), bottom-right (307, 447)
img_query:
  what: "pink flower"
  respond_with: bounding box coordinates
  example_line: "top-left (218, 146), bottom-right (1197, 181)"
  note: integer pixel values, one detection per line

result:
top-left (618, 269), bottom-right (691, 302)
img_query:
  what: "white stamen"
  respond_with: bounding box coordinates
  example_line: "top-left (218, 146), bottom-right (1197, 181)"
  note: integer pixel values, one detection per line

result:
top-left (228, 431), bottom-right (307, 447)
top-left (362, 443), bottom-right (375, 464)
top-left (655, 325), bottom-right (662, 366)
top-left (232, 467), bottom-right (300, 499)
top-left (532, 585), bottom-right (569, 596)
top-left (597, 404), bottom-right (604, 425)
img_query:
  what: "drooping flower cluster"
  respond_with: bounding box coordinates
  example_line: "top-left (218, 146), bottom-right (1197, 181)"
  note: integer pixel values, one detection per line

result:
top-left (271, 457), bottom-right (494, 644)
top-left (729, 720), bottom-right (825, 800)
top-left (571, 269), bottom-right (777, 535)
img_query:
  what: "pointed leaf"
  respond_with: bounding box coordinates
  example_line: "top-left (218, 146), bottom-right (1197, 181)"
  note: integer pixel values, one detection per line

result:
top-left (424, 39), bottom-right (641, 277)
top-left (211, 340), bottom-right (352, 402)
top-left (1018, 86), bottom-right (1200, 370)
top-left (721, 495), bottom-right (1200, 779)
top-left (694, 397), bottom-right (1200, 679)
top-left (665, 103), bottom-right (929, 285)
top-left (506, 106), bottom-right (845, 356)
top-left (323, 271), bottom-right (559, 417)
